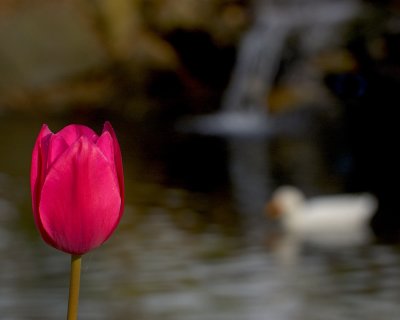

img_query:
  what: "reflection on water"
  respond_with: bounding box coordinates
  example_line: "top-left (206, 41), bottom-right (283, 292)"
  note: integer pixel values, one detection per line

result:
top-left (1, 115), bottom-right (400, 319)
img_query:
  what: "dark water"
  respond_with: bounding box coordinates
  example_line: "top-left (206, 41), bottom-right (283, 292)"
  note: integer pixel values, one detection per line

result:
top-left (1, 114), bottom-right (400, 320)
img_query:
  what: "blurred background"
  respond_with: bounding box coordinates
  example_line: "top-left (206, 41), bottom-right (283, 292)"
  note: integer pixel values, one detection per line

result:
top-left (2, 0), bottom-right (400, 319)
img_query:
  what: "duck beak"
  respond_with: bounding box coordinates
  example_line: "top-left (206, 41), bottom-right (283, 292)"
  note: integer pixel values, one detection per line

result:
top-left (265, 200), bottom-right (282, 219)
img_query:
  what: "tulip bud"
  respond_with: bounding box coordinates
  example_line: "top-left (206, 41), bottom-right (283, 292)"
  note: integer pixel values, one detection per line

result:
top-left (31, 122), bottom-right (124, 255)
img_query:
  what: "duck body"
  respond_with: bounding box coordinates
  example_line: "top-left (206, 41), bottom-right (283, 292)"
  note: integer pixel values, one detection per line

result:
top-left (268, 186), bottom-right (378, 247)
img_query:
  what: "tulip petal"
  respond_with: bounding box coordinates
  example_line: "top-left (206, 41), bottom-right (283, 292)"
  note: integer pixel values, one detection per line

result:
top-left (96, 131), bottom-right (114, 164)
top-left (46, 134), bottom-right (69, 173)
top-left (39, 137), bottom-right (121, 255)
top-left (57, 124), bottom-right (98, 146)
top-left (31, 124), bottom-right (52, 218)
top-left (103, 122), bottom-right (124, 212)
top-left (31, 125), bottom-right (59, 248)
top-left (96, 131), bottom-right (118, 182)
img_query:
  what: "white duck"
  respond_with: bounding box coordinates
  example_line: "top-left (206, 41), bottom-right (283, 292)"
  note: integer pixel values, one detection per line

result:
top-left (266, 186), bottom-right (378, 247)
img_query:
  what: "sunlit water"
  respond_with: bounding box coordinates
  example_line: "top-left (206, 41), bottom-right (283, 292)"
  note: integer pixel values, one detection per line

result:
top-left (1, 115), bottom-right (400, 320)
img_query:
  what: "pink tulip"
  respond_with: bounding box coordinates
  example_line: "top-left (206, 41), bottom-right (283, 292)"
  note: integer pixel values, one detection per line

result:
top-left (31, 122), bottom-right (124, 255)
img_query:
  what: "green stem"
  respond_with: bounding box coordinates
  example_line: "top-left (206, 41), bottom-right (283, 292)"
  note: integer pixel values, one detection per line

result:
top-left (67, 254), bottom-right (82, 320)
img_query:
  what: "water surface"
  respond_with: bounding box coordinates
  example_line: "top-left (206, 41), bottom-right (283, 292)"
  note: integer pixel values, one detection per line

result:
top-left (1, 115), bottom-right (400, 320)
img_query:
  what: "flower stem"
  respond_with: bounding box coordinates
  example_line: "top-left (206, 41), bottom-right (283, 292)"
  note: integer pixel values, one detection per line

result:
top-left (67, 254), bottom-right (82, 320)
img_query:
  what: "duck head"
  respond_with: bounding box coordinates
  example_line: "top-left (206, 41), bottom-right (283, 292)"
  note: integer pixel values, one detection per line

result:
top-left (266, 186), bottom-right (305, 219)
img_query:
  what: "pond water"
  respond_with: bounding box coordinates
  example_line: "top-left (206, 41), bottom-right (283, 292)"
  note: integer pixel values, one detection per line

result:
top-left (1, 114), bottom-right (400, 320)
